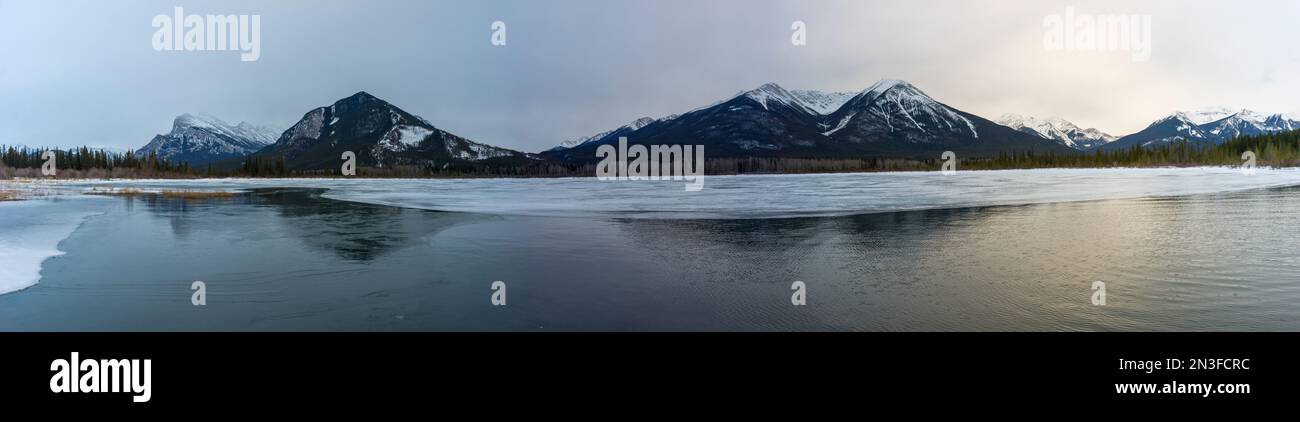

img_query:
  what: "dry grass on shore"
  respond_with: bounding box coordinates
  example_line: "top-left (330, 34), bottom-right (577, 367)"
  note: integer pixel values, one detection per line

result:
top-left (0, 190), bottom-right (18, 201)
top-left (86, 187), bottom-right (237, 200)
top-left (160, 190), bottom-right (236, 200)
top-left (86, 187), bottom-right (145, 197)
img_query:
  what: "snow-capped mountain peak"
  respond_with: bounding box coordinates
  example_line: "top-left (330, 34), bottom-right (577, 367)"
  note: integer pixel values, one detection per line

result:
top-left (173, 113), bottom-right (218, 130)
top-left (739, 83), bottom-right (813, 114)
top-left (996, 113), bottom-right (1035, 129)
top-left (627, 116), bottom-right (656, 130)
top-left (548, 116), bottom-right (662, 151)
top-left (1164, 108), bottom-right (1300, 129)
top-left (741, 83), bottom-right (860, 115)
top-left (170, 113), bottom-right (280, 144)
top-left (859, 79), bottom-right (914, 99)
top-left (1178, 107), bottom-right (1241, 125)
top-left (1151, 111), bottom-right (1200, 128)
top-left (1263, 113), bottom-right (1300, 132)
top-left (137, 113), bottom-right (280, 164)
top-left (996, 113), bottom-right (1116, 150)
top-left (826, 78), bottom-right (978, 140)
top-left (1228, 109), bottom-right (1266, 122)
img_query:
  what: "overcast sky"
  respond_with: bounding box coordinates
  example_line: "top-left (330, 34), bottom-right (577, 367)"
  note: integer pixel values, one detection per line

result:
top-left (2, 0), bottom-right (1298, 152)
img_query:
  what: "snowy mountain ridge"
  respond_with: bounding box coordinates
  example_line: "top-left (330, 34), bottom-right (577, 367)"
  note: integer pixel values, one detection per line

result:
top-left (1103, 107), bottom-right (1300, 151)
top-left (257, 91), bottom-right (525, 170)
top-left (136, 113), bottom-right (280, 164)
top-left (542, 79), bottom-right (1073, 160)
top-left (997, 113), bottom-right (1117, 150)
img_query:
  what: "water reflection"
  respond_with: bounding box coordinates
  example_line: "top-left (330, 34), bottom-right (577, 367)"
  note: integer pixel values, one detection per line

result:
top-left (610, 187), bottom-right (1300, 331)
top-left (135, 188), bottom-right (474, 262)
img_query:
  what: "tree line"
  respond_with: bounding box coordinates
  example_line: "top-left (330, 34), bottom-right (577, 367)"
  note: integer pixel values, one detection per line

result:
top-left (1, 145), bottom-right (202, 178)
top-left (4, 130), bottom-right (1299, 179)
top-left (957, 130), bottom-right (1300, 170)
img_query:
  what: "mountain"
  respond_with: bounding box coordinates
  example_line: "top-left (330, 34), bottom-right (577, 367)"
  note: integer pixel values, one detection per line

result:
top-left (545, 86), bottom-right (858, 153)
top-left (137, 114), bottom-right (278, 165)
top-left (1103, 112), bottom-right (1207, 150)
top-left (543, 80), bottom-right (1073, 161)
top-left (1263, 113), bottom-right (1300, 132)
top-left (1103, 108), bottom-right (1300, 151)
top-left (821, 80), bottom-right (976, 141)
top-left (546, 116), bottom-right (659, 152)
top-left (254, 91), bottom-right (525, 170)
top-left (544, 82), bottom-right (831, 160)
top-left (997, 114), bottom-right (1116, 150)
top-left (816, 80), bottom-right (1074, 157)
top-left (1200, 110), bottom-right (1300, 138)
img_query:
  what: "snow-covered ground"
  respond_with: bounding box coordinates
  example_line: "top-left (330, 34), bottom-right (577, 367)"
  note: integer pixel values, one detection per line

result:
top-left (0, 197), bottom-right (107, 295)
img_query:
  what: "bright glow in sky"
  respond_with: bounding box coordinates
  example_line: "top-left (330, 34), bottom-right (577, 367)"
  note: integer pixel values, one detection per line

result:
top-left (2, 0), bottom-right (1297, 152)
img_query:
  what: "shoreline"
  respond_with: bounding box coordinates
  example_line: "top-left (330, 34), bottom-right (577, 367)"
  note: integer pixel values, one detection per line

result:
top-left (0, 163), bottom-right (1276, 184)
top-left (4, 166), bottom-right (1298, 220)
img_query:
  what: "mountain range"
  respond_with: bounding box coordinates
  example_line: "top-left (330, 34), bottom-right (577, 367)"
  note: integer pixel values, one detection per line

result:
top-left (137, 83), bottom-right (1300, 170)
top-left (1101, 108), bottom-right (1300, 151)
top-left (996, 114), bottom-right (1117, 150)
top-left (541, 80), bottom-right (1075, 162)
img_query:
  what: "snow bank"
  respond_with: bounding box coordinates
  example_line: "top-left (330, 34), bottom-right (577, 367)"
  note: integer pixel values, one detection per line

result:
top-left (0, 199), bottom-right (103, 294)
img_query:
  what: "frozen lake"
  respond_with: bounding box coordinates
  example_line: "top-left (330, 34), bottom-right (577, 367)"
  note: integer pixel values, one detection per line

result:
top-left (24, 166), bottom-right (1300, 218)
top-left (3, 167), bottom-right (1300, 331)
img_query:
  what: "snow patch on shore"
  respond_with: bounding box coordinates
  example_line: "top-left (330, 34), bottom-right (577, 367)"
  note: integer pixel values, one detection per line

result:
top-left (0, 199), bottom-right (104, 295)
